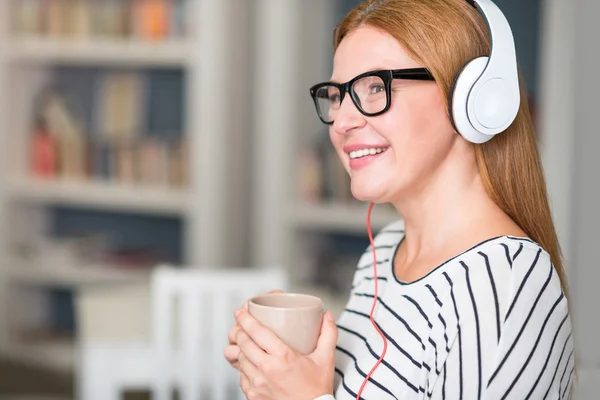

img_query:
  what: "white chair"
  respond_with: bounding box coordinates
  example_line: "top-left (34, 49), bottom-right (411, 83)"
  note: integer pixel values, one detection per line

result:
top-left (77, 266), bottom-right (288, 400)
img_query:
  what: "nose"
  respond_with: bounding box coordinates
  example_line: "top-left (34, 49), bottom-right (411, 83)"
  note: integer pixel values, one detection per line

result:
top-left (331, 95), bottom-right (366, 135)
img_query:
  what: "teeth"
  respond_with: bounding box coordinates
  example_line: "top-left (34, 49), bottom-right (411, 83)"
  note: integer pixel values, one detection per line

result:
top-left (349, 147), bottom-right (388, 159)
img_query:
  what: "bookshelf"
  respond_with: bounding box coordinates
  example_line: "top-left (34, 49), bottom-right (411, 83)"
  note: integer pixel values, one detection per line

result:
top-left (0, 0), bottom-right (252, 370)
top-left (8, 37), bottom-right (191, 67)
top-left (5, 340), bottom-right (74, 371)
top-left (8, 263), bottom-right (151, 287)
top-left (6, 178), bottom-right (188, 216)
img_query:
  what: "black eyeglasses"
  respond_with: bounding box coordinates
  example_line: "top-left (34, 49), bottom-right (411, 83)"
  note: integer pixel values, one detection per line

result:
top-left (309, 68), bottom-right (435, 125)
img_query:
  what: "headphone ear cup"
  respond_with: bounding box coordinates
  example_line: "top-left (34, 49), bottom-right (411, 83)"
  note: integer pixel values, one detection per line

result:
top-left (448, 62), bottom-right (470, 133)
top-left (450, 56), bottom-right (495, 144)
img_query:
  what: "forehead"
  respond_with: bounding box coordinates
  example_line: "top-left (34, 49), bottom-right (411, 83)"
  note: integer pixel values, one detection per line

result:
top-left (331, 26), bottom-right (421, 82)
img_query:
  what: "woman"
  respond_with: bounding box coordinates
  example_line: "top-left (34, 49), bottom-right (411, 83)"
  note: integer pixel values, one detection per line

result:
top-left (224, 0), bottom-right (575, 398)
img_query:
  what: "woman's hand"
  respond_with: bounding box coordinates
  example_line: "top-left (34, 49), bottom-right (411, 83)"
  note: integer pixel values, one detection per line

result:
top-left (224, 290), bottom-right (283, 371)
top-left (235, 307), bottom-right (338, 400)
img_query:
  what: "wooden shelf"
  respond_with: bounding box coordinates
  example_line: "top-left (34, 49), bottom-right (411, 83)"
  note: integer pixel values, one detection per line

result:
top-left (289, 202), bottom-right (401, 233)
top-left (7, 37), bottom-right (191, 67)
top-left (8, 265), bottom-right (151, 287)
top-left (6, 178), bottom-right (189, 216)
top-left (3, 338), bottom-right (75, 371)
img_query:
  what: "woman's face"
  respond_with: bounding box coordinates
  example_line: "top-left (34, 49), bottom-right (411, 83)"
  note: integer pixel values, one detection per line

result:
top-left (330, 26), bottom-right (457, 204)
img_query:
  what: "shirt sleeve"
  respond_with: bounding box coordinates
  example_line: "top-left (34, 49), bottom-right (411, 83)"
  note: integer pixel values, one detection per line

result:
top-left (313, 395), bottom-right (336, 400)
top-left (429, 243), bottom-right (575, 399)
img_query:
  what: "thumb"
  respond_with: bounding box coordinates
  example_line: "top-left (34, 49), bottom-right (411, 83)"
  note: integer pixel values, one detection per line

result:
top-left (313, 310), bottom-right (338, 361)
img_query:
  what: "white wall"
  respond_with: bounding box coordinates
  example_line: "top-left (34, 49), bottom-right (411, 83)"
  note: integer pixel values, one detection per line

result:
top-left (539, 0), bottom-right (575, 263)
top-left (570, 0), bottom-right (600, 395)
top-left (540, 0), bottom-right (600, 396)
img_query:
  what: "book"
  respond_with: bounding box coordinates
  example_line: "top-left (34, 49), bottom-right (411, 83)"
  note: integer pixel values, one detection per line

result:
top-left (138, 0), bottom-right (171, 40)
top-left (30, 126), bottom-right (58, 179)
top-left (170, 0), bottom-right (185, 38)
top-left (46, 0), bottom-right (68, 37)
top-left (137, 138), bottom-right (162, 185)
top-left (69, 0), bottom-right (92, 38)
top-left (13, 0), bottom-right (45, 36)
top-left (15, 0), bottom-right (185, 41)
top-left (168, 138), bottom-right (188, 188)
top-left (94, 71), bottom-right (146, 144)
top-left (115, 140), bottom-right (137, 184)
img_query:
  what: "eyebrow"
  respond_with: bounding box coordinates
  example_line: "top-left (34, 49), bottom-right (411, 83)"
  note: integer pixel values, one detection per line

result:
top-left (330, 66), bottom-right (413, 83)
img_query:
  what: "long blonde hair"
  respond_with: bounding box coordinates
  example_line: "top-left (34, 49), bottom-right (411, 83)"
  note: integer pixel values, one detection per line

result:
top-left (334, 0), bottom-right (570, 298)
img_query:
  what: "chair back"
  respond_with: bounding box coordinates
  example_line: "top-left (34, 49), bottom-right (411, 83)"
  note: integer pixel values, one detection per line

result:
top-left (151, 266), bottom-right (288, 400)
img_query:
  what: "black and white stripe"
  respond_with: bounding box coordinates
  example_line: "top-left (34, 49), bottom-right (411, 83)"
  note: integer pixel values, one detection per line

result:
top-left (333, 220), bottom-right (574, 400)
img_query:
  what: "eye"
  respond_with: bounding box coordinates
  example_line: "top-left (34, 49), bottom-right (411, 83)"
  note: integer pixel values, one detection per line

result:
top-left (369, 84), bottom-right (385, 94)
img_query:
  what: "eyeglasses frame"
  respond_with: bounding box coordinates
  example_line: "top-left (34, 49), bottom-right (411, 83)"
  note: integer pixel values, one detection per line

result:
top-left (309, 68), bottom-right (435, 125)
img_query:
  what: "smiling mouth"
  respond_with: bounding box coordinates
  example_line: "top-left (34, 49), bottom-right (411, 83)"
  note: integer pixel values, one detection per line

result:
top-left (348, 147), bottom-right (390, 159)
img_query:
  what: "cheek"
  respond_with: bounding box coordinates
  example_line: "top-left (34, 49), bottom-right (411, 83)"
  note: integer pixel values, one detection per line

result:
top-left (376, 89), bottom-right (455, 173)
top-left (394, 86), bottom-right (449, 130)
top-left (328, 127), bottom-right (337, 147)
top-left (329, 128), bottom-right (341, 155)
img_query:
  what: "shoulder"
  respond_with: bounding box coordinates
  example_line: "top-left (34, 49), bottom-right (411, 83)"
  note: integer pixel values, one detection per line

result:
top-left (479, 236), bottom-right (563, 303)
top-left (439, 236), bottom-right (566, 329)
top-left (497, 237), bottom-right (568, 320)
top-left (444, 236), bottom-right (556, 288)
top-left (428, 238), bottom-right (573, 398)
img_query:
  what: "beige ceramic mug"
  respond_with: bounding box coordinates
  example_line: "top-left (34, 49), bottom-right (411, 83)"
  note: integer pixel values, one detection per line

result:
top-left (248, 293), bottom-right (324, 355)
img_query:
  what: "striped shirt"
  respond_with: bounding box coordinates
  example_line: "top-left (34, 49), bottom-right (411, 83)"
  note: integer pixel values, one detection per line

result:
top-left (332, 220), bottom-right (574, 399)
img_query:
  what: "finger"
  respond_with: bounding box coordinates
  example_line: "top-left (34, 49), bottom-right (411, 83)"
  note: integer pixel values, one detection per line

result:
top-left (224, 344), bottom-right (241, 370)
top-left (313, 311), bottom-right (338, 362)
top-left (236, 329), bottom-right (269, 368)
top-left (240, 372), bottom-right (251, 394)
top-left (235, 308), bottom-right (288, 356)
top-left (238, 351), bottom-right (263, 385)
top-left (228, 324), bottom-right (240, 345)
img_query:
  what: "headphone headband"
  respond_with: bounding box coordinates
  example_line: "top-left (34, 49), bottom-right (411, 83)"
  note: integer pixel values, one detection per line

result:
top-left (450, 0), bottom-right (521, 143)
top-left (472, 0), bottom-right (519, 89)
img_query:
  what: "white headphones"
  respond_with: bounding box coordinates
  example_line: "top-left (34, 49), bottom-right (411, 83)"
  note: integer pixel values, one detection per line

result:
top-left (449, 0), bottom-right (521, 144)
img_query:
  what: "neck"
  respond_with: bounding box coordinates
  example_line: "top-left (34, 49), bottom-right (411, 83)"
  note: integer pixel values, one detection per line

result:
top-left (391, 139), bottom-right (505, 263)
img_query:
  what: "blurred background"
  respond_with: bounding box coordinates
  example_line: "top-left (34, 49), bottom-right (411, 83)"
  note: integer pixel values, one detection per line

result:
top-left (0, 0), bottom-right (596, 399)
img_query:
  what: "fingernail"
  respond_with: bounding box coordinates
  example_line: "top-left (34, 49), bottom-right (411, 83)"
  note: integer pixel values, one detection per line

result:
top-left (326, 311), bottom-right (334, 321)
top-left (234, 309), bottom-right (241, 317)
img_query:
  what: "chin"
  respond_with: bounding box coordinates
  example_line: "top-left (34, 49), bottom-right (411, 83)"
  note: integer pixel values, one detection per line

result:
top-left (350, 177), bottom-right (406, 204)
top-left (350, 184), bottom-right (387, 203)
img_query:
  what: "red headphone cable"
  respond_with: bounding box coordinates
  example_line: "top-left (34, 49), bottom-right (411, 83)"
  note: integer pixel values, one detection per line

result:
top-left (355, 202), bottom-right (388, 399)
